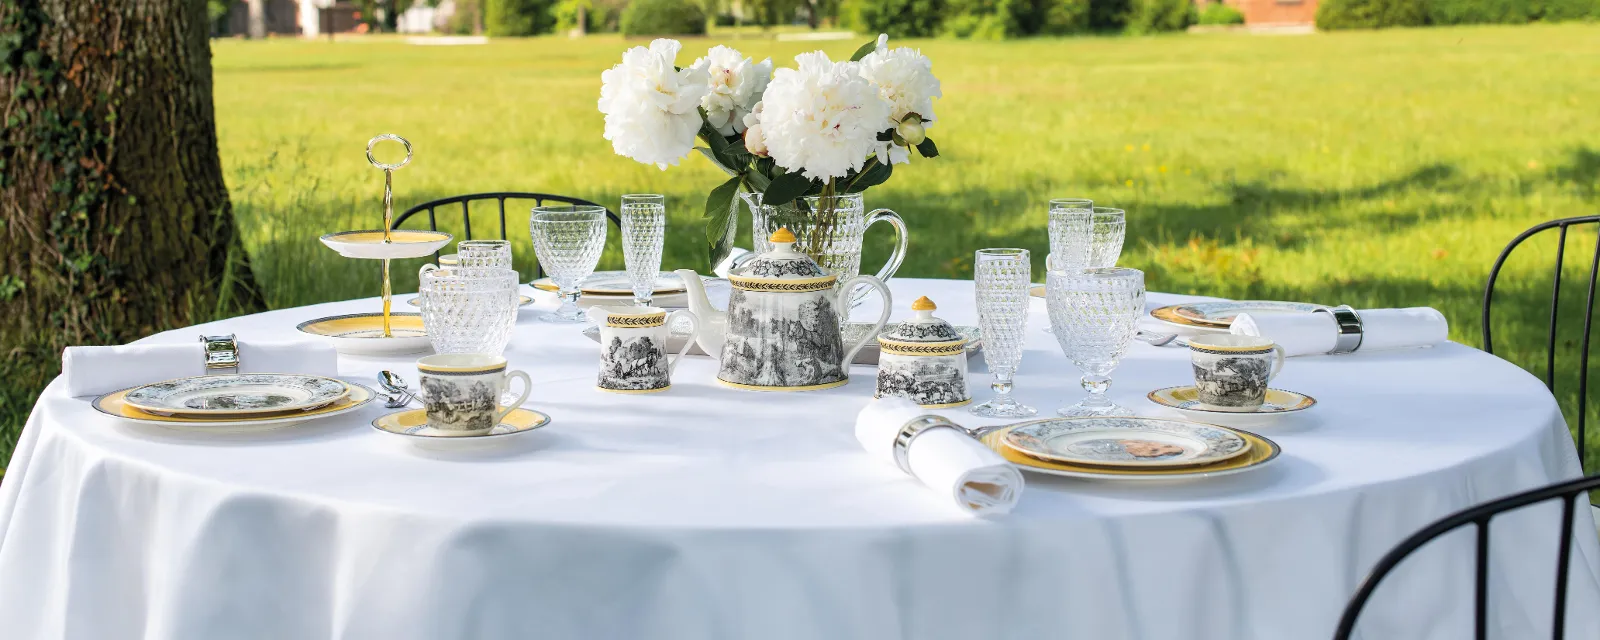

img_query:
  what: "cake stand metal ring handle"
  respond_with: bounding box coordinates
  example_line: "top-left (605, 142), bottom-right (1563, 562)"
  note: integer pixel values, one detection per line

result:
top-left (893, 415), bottom-right (962, 477)
top-left (366, 134), bottom-right (412, 171)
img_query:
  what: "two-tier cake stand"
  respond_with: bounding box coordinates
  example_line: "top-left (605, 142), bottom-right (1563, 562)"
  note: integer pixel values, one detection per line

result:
top-left (298, 134), bottom-right (451, 355)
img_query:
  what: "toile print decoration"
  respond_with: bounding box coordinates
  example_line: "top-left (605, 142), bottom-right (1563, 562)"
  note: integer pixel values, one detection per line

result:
top-left (874, 296), bottom-right (970, 407)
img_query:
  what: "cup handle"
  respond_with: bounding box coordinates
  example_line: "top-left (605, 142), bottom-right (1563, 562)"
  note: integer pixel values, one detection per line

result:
top-left (864, 208), bottom-right (908, 285)
top-left (838, 275), bottom-right (892, 369)
top-left (1267, 345), bottom-right (1287, 382)
top-left (497, 370), bottom-right (532, 423)
top-left (419, 263), bottom-right (438, 280)
top-left (666, 310), bottom-right (699, 378)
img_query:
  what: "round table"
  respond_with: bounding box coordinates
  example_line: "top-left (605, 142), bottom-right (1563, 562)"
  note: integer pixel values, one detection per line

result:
top-left (1, 278), bottom-right (1596, 640)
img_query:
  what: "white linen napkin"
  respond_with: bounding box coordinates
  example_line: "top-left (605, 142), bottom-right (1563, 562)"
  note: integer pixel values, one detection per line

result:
top-left (855, 397), bottom-right (1024, 516)
top-left (1231, 307), bottom-right (1449, 357)
top-left (63, 340), bottom-right (340, 397)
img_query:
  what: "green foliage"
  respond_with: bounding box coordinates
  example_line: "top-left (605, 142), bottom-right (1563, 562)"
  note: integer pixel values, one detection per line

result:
top-left (938, 0), bottom-right (1090, 38)
top-left (1197, 2), bottom-right (1246, 24)
top-left (1535, 0), bottom-right (1600, 19)
top-left (447, 0), bottom-right (485, 34)
top-left (487, 0), bottom-right (557, 36)
top-left (844, 0), bottom-right (948, 37)
top-left (1127, 0), bottom-right (1196, 32)
top-left (554, 0), bottom-right (628, 31)
top-left (1090, 0), bottom-right (1133, 29)
top-left (619, 0), bottom-right (708, 36)
top-left (1315, 0), bottom-right (1427, 29)
top-left (1425, 0), bottom-right (1530, 24)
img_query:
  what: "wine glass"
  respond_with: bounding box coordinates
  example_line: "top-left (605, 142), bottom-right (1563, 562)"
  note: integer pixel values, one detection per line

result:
top-left (620, 194), bottom-right (666, 306)
top-left (971, 248), bottom-right (1036, 418)
top-left (530, 205), bottom-right (607, 323)
top-left (1047, 267), bottom-right (1145, 417)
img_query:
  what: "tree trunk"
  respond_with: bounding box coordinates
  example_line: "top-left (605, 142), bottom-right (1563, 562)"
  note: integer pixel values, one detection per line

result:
top-left (0, 0), bottom-right (264, 464)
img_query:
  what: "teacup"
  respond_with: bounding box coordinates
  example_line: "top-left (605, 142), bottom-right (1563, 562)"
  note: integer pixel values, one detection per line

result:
top-left (1188, 334), bottom-right (1286, 412)
top-left (417, 353), bottom-right (531, 435)
top-left (585, 305), bottom-right (699, 393)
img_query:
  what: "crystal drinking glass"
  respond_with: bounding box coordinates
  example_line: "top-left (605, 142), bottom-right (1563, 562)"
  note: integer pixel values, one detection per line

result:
top-left (1047, 198), bottom-right (1094, 271)
top-left (971, 248), bottom-right (1037, 418)
top-left (1046, 267), bottom-right (1145, 417)
top-left (454, 240), bottom-right (513, 271)
top-left (419, 267), bottom-right (521, 355)
top-left (530, 205), bottom-right (607, 323)
top-left (1087, 207), bottom-right (1126, 269)
top-left (620, 194), bottom-right (666, 306)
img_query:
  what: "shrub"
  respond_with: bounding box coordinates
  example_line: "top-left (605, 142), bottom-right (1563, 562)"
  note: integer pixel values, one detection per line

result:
top-left (844, 0), bottom-right (948, 37)
top-left (1536, 0), bottom-right (1600, 19)
top-left (1315, 0), bottom-right (1426, 28)
top-left (1127, 0), bottom-right (1195, 30)
top-left (1015, 0), bottom-right (1094, 34)
top-left (1089, 0), bottom-right (1133, 29)
top-left (488, 0), bottom-right (557, 36)
top-left (1197, 2), bottom-right (1246, 23)
top-left (620, 0), bottom-right (708, 35)
top-left (554, 0), bottom-right (628, 32)
top-left (1425, 0), bottom-right (1530, 23)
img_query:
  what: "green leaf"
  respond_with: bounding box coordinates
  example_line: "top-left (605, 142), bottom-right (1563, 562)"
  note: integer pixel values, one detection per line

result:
top-left (704, 176), bottom-right (743, 267)
top-left (695, 147), bottom-right (740, 177)
top-left (843, 160), bottom-right (892, 193)
top-left (849, 39), bottom-right (877, 62)
top-left (916, 137), bottom-right (939, 158)
top-left (762, 170), bottom-right (813, 208)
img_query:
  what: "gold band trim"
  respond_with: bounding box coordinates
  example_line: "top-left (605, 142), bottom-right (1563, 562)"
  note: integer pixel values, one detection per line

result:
top-left (717, 377), bottom-right (849, 392)
top-left (606, 315), bottom-right (666, 328)
top-left (1188, 344), bottom-right (1274, 355)
top-left (419, 364), bottom-right (505, 375)
top-left (728, 276), bottom-right (836, 293)
top-left (878, 339), bottom-right (966, 356)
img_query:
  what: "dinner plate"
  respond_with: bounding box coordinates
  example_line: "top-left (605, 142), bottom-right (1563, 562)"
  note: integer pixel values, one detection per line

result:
top-left (296, 312), bottom-right (432, 356)
top-left (93, 383), bottom-right (376, 432)
top-left (1150, 300), bottom-right (1326, 329)
top-left (1147, 386), bottom-right (1317, 426)
top-left (982, 421), bottom-right (1280, 481)
top-left (319, 229), bottom-right (452, 260)
top-left (531, 271), bottom-right (687, 295)
top-left (124, 373), bottom-right (350, 416)
top-left (407, 294), bottom-right (533, 308)
top-left (1002, 417), bottom-right (1251, 468)
top-left (371, 407), bottom-right (551, 449)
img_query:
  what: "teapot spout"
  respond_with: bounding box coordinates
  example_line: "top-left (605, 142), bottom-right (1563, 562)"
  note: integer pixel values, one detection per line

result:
top-left (674, 269), bottom-right (727, 359)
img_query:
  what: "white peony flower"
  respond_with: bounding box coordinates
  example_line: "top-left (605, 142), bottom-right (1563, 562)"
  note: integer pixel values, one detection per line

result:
top-left (742, 102), bottom-right (768, 157)
top-left (691, 46), bottom-right (772, 137)
top-left (858, 34), bottom-right (941, 164)
top-left (760, 51), bottom-right (892, 181)
top-left (597, 39), bottom-right (711, 170)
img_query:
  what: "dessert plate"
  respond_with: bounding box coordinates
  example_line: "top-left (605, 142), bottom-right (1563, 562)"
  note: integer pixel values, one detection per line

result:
top-left (1002, 416), bottom-right (1251, 469)
top-left (982, 422), bottom-right (1280, 481)
top-left (93, 383), bottom-right (375, 432)
top-left (124, 373), bottom-right (349, 416)
top-left (531, 270), bottom-right (687, 295)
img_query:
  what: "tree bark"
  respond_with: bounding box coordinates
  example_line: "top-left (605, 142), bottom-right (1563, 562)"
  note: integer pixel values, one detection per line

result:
top-left (0, 0), bottom-right (263, 463)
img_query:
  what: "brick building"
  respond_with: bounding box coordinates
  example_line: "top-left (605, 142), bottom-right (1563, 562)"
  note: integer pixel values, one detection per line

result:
top-left (1213, 0), bottom-right (1319, 25)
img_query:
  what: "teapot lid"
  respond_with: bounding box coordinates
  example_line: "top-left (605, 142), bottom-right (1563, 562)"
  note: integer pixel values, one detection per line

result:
top-left (880, 297), bottom-right (965, 344)
top-left (730, 228), bottom-right (830, 281)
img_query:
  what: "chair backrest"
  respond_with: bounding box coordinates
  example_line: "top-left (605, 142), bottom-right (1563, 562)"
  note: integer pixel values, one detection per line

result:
top-left (1482, 215), bottom-right (1600, 473)
top-left (1333, 473), bottom-right (1600, 640)
top-left (393, 192), bottom-right (622, 279)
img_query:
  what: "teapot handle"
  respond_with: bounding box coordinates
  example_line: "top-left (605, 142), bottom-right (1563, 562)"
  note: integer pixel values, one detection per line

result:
top-left (838, 275), bottom-right (892, 370)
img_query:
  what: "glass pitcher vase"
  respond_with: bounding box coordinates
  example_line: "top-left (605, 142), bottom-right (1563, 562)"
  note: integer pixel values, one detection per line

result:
top-left (740, 192), bottom-right (908, 308)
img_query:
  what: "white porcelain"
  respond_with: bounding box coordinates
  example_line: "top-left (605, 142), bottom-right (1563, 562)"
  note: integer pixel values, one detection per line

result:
top-left (875, 296), bottom-right (970, 408)
top-left (1003, 417), bottom-right (1251, 469)
top-left (318, 229), bottom-right (451, 260)
top-left (92, 383), bottom-right (377, 433)
top-left (1187, 334), bottom-right (1287, 412)
top-left (677, 227), bottom-right (893, 392)
top-left (296, 313), bottom-right (432, 356)
top-left (585, 305), bottom-right (700, 393)
top-left (371, 407), bottom-right (551, 450)
top-left (416, 354), bottom-right (532, 436)
top-left (1147, 385), bottom-right (1317, 426)
top-left (124, 374), bottom-right (349, 416)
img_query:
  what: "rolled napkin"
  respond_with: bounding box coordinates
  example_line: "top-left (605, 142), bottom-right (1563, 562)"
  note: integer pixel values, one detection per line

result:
top-left (63, 339), bottom-right (341, 397)
top-left (855, 397), bottom-right (1024, 516)
top-left (1231, 307), bottom-right (1449, 357)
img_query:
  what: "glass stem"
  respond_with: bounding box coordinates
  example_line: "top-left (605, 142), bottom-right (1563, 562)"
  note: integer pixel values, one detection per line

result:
top-left (991, 369), bottom-right (1015, 400)
top-left (1080, 374), bottom-right (1111, 407)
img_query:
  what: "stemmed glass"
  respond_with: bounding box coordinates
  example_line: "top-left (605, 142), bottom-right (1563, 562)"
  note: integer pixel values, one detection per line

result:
top-left (530, 205), bottom-right (607, 323)
top-left (1046, 267), bottom-right (1145, 417)
top-left (620, 194), bottom-right (666, 306)
top-left (971, 248), bottom-right (1037, 418)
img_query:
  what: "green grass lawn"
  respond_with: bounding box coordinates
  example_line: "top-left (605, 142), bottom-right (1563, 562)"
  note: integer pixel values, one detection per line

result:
top-left (3, 24), bottom-right (1599, 472)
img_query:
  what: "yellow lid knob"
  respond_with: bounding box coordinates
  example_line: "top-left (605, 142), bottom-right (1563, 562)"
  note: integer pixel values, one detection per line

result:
top-left (769, 227), bottom-right (797, 244)
top-left (911, 296), bottom-right (936, 311)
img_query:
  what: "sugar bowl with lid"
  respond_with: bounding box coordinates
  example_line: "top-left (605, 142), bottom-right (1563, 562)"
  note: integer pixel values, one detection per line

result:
top-left (875, 296), bottom-right (971, 408)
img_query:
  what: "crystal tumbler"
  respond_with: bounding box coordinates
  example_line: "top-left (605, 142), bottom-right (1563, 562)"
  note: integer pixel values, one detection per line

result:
top-left (419, 267), bottom-right (521, 355)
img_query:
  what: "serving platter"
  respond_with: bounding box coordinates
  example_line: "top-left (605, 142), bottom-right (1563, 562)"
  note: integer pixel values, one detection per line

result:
top-left (1150, 300), bottom-right (1326, 329)
top-left (319, 229), bottom-right (452, 260)
top-left (1002, 417), bottom-right (1251, 469)
top-left (371, 407), bottom-right (552, 450)
top-left (296, 313), bottom-right (431, 356)
top-left (124, 373), bottom-right (349, 417)
top-left (981, 421), bottom-right (1280, 481)
top-left (93, 383), bottom-right (375, 432)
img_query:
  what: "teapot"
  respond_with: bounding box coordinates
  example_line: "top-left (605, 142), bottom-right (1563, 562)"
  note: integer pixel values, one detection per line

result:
top-left (676, 228), bottom-right (892, 391)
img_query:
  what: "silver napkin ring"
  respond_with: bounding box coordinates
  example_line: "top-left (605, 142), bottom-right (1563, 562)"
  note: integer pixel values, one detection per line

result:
top-left (1312, 305), bottom-right (1364, 355)
top-left (200, 333), bottom-right (240, 373)
top-left (893, 415), bottom-right (961, 477)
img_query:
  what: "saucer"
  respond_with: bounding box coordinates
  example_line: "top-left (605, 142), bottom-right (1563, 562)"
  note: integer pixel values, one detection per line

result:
top-left (1146, 386), bottom-right (1316, 426)
top-left (371, 407), bottom-right (551, 449)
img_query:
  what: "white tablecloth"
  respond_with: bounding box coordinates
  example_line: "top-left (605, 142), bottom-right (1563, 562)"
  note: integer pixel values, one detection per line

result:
top-left (1, 279), bottom-right (1596, 640)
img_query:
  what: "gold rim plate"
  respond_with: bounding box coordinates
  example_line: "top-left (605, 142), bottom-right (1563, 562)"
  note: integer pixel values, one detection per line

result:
top-left (93, 383), bottom-right (375, 430)
top-left (123, 373), bottom-right (351, 417)
top-left (981, 421), bottom-right (1280, 480)
top-left (1002, 417), bottom-right (1252, 469)
top-left (371, 408), bottom-right (551, 440)
top-left (1147, 386), bottom-right (1317, 415)
top-left (296, 313), bottom-right (427, 338)
top-left (531, 271), bottom-right (687, 295)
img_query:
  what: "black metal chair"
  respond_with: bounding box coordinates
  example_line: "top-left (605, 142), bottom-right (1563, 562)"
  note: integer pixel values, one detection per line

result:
top-left (1333, 473), bottom-right (1600, 640)
top-left (393, 192), bottom-right (621, 279)
top-left (1483, 215), bottom-right (1600, 475)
